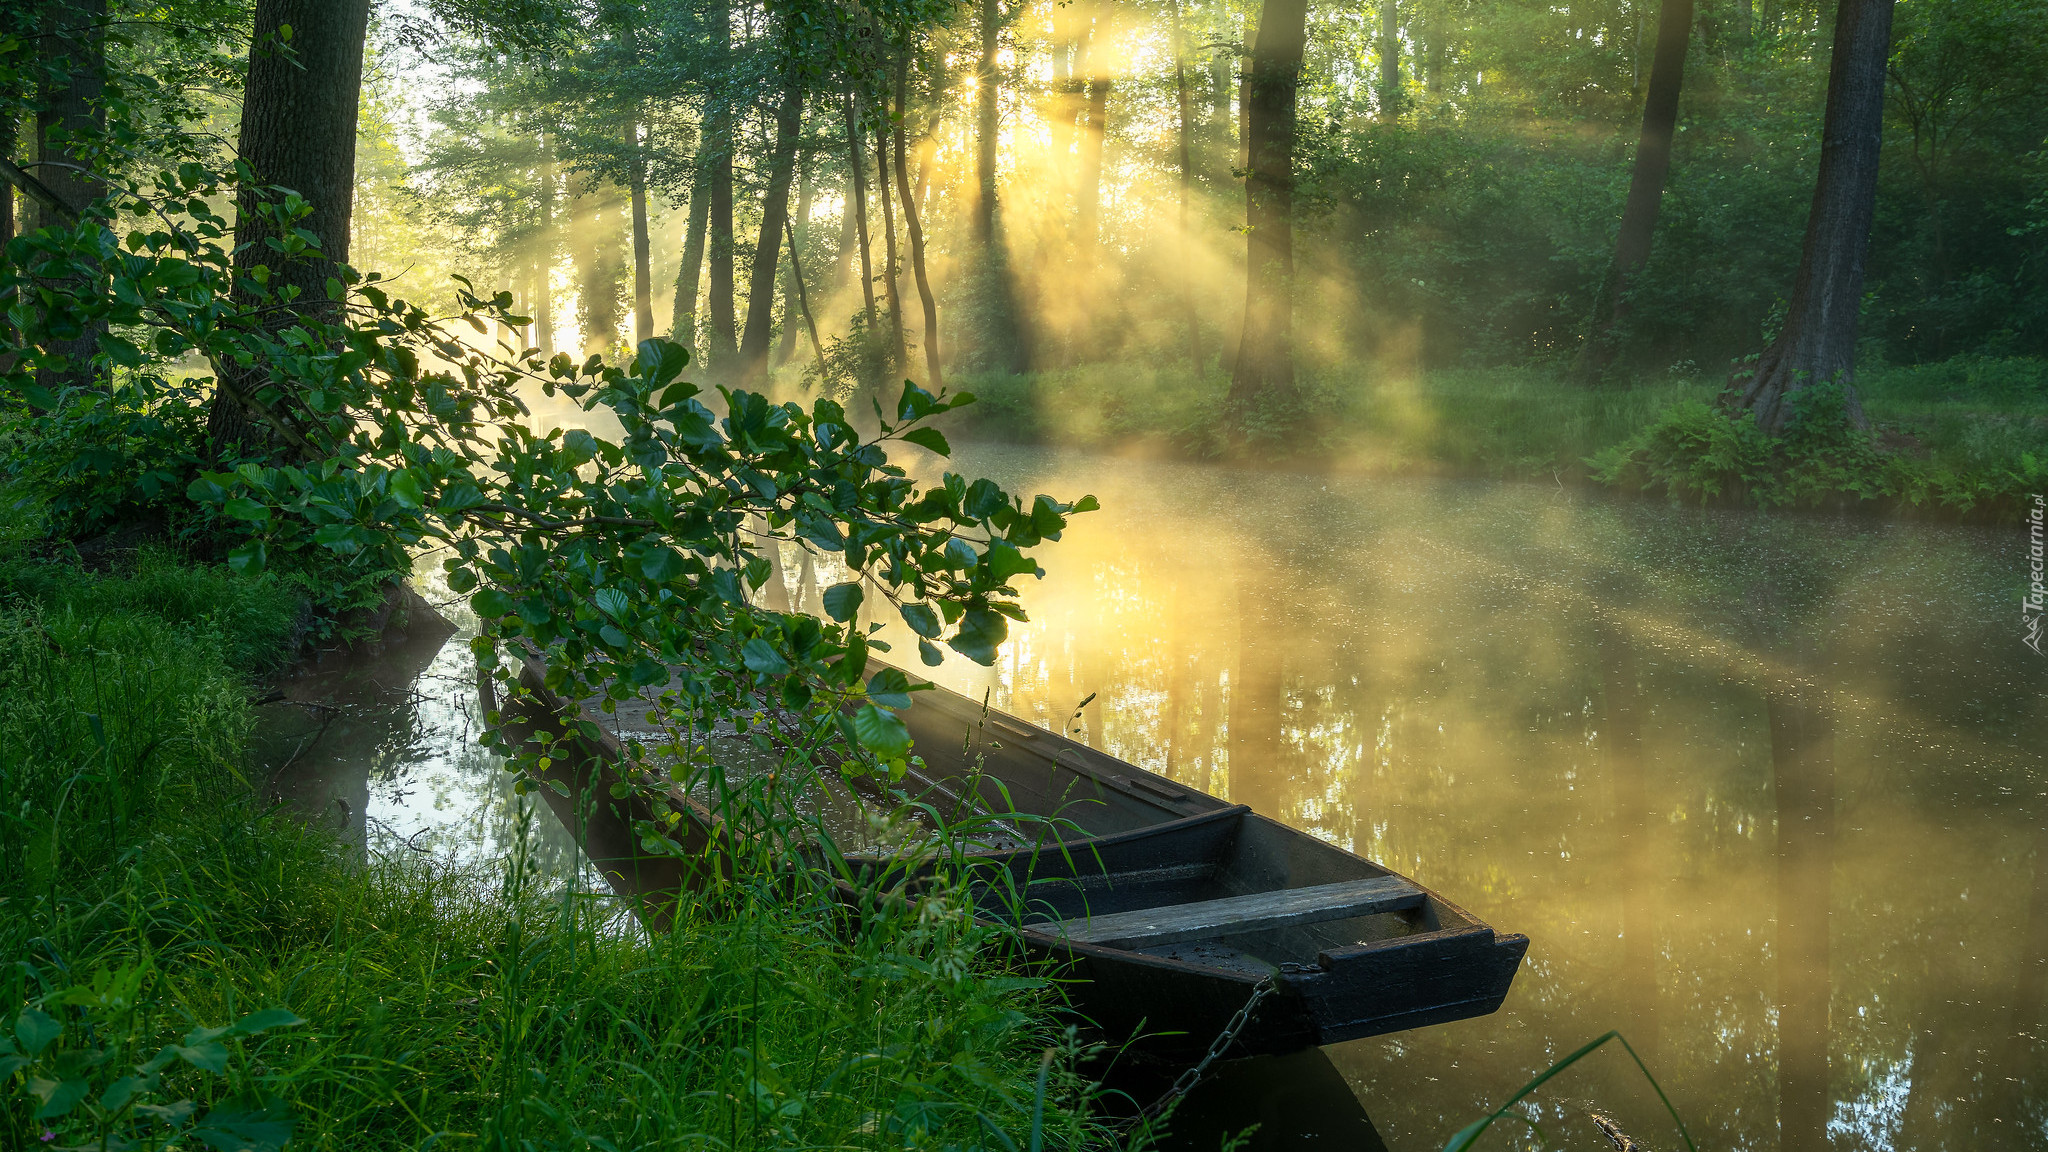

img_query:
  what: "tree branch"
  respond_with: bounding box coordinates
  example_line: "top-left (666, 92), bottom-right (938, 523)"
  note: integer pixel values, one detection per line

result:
top-left (0, 157), bottom-right (79, 223)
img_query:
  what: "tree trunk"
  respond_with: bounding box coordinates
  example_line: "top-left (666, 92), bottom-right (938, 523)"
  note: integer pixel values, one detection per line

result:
top-left (209, 0), bottom-right (371, 457)
top-left (535, 133), bottom-right (556, 358)
top-left (628, 123), bottom-right (653, 345)
top-left (1577, 0), bottom-right (1692, 381)
top-left (893, 56), bottom-right (942, 388)
top-left (669, 161), bottom-right (710, 349)
top-left (571, 172), bottom-right (624, 357)
top-left (1173, 0), bottom-right (1202, 369)
top-left (1377, 0), bottom-right (1402, 120)
top-left (775, 160), bottom-right (812, 367)
top-left (873, 114), bottom-right (908, 369)
top-left (737, 77), bottom-right (805, 386)
top-left (1226, 0), bottom-right (1307, 425)
top-left (28, 0), bottom-right (106, 392)
top-left (1075, 22), bottom-right (1111, 259)
top-left (1730, 0), bottom-right (1893, 434)
top-left (974, 0), bottom-right (1001, 247)
top-left (704, 0), bottom-right (738, 376)
top-left (845, 93), bottom-right (878, 322)
top-left (1237, 21), bottom-right (1256, 175)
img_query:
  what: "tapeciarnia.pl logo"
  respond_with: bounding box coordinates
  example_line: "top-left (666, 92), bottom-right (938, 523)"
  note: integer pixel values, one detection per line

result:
top-left (2027, 494), bottom-right (2045, 655)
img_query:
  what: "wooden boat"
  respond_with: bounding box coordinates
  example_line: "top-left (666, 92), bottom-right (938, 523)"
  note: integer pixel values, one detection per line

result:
top-left (489, 655), bottom-right (1528, 1059)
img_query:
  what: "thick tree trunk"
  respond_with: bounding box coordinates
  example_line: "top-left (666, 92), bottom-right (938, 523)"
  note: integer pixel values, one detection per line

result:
top-left (669, 161), bottom-right (710, 349)
top-left (704, 0), bottom-right (738, 376)
top-left (535, 133), bottom-right (557, 358)
top-left (845, 93), bottom-right (878, 322)
top-left (28, 0), bottom-right (106, 391)
top-left (1731, 0), bottom-right (1892, 434)
top-left (1377, 0), bottom-right (1402, 121)
top-left (873, 116), bottom-right (907, 369)
top-left (737, 78), bottom-right (805, 386)
top-left (571, 172), bottom-right (624, 357)
top-left (1173, 0), bottom-right (1202, 369)
top-left (628, 123), bottom-right (653, 344)
top-left (1226, 0), bottom-right (1307, 424)
top-left (209, 0), bottom-right (371, 457)
top-left (893, 57), bottom-right (942, 388)
top-left (1579, 0), bottom-right (1693, 380)
top-left (775, 160), bottom-right (812, 367)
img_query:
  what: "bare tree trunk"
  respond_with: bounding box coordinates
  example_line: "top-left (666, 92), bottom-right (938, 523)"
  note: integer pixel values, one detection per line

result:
top-left (210, 0), bottom-right (371, 456)
top-left (536, 133), bottom-right (557, 358)
top-left (893, 56), bottom-right (942, 388)
top-left (873, 113), bottom-right (908, 369)
top-left (974, 0), bottom-right (1000, 247)
top-left (628, 122), bottom-right (653, 345)
top-left (704, 0), bottom-right (739, 376)
top-left (1173, 0), bottom-right (1202, 369)
top-left (845, 93), bottom-right (878, 322)
top-left (1075, 20), bottom-right (1111, 259)
top-left (1225, 0), bottom-right (1307, 426)
top-left (1376, 0), bottom-right (1402, 120)
top-left (737, 78), bottom-right (805, 386)
top-left (669, 161), bottom-right (710, 349)
top-left (27, 0), bottom-right (106, 392)
top-left (786, 216), bottom-right (829, 379)
top-left (1731, 0), bottom-right (1893, 434)
top-left (1578, 0), bottom-right (1693, 380)
top-left (775, 159), bottom-right (812, 367)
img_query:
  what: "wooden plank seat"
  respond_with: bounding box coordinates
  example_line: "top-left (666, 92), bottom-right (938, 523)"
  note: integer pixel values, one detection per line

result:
top-left (1047, 875), bottom-right (1427, 949)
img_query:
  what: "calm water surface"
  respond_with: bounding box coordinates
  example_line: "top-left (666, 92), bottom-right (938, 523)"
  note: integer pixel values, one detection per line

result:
top-left (874, 445), bottom-right (2045, 1152)
top-left (264, 443), bottom-right (2046, 1151)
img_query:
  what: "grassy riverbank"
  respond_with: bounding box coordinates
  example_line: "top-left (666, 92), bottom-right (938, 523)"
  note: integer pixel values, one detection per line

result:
top-left (0, 540), bottom-right (1118, 1150)
top-left (940, 356), bottom-right (2048, 518)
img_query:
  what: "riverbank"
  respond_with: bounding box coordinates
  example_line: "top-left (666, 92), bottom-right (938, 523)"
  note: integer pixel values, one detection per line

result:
top-left (0, 538), bottom-right (1117, 1149)
top-left (937, 356), bottom-right (2048, 520)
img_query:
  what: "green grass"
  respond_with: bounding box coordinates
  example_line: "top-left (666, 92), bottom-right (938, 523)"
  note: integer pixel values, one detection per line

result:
top-left (0, 556), bottom-right (1120, 1151)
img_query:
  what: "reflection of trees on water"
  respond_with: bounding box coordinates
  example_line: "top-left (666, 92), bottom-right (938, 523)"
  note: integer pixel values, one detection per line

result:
top-left (874, 448), bottom-right (2045, 1150)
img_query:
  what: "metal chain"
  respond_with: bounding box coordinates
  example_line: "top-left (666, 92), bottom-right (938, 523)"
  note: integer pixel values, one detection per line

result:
top-left (1126, 962), bottom-right (1318, 1124)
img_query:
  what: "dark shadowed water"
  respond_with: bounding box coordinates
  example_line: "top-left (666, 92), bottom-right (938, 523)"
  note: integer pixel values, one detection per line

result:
top-left (263, 444), bottom-right (2047, 1150)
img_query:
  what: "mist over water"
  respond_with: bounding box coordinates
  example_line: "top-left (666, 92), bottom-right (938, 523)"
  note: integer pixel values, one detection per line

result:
top-left (852, 444), bottom-right (2045, 1150)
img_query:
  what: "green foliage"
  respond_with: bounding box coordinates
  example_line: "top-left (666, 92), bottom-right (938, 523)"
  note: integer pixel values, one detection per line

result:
top-left (0, 559), bottom-right (1119, 1151)
top-left (804, 309), bottom-right (909, 400)
top-left (1587, 381), bottom-right (2048, 517)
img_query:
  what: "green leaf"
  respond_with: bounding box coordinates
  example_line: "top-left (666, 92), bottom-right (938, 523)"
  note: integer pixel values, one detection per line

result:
top-left (223, 497), bottom-right (270, 524)
top-left (192, 1091), bottom-right (296, 1152)
top-left (741, 637), bottom-right (790, 675)
top-left (226, 541), bottom-right (268, 576)
top-left (899, 602), bottom-right (941, 638)
top-left (15, 1007), bottom-right (61, 1055)
top-left (594, 588), bottom-right (630, 617)
top-left (947, 606), bottom-right (1009, 666)
top-left (640, 546), bottom-right (686, 582)
top-left (31, 1076), bottom-right (91, 1119)
top-left (852, 703), bottom-right (911, 760)
top-left (865, 667), bottom-right (914, 709)
top-left (231, 1008), bottom-right (306, 1037)
top-left (388, 469), bottom-right (424, 509)
top-left (175, 1040), bottom-right (229, 1074)
top-left (918, 638), bottom-right (944, 666)
top-left (983, 540), bottom-right (1039, 583)
top-left (470, 588), bottom-right (514, 619)
top-left (900, 427), bottom-right (951, 456)
top-left (821, 581), bottom-right (864, 622)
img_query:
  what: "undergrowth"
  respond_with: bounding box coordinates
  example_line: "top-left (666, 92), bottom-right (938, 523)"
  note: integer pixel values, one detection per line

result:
top-left (0, 559), bottom-right (1122, 1151)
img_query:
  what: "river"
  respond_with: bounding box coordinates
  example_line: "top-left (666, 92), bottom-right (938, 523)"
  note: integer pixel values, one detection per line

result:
top-left (261, 442), bottom-right (2048, 1151)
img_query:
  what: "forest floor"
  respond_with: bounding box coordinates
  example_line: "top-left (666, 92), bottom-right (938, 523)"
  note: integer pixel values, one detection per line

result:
top-left (939, 355), bottom-right (2048, 519)
top-left (0, 506), bottom-right (1120, 1149)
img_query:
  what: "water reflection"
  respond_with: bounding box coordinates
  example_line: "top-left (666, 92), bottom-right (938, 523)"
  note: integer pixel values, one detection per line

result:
top-left (840, 445), bottom-right (2048, 1151)
top-left (252, 578), bottom-right (588, 886)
